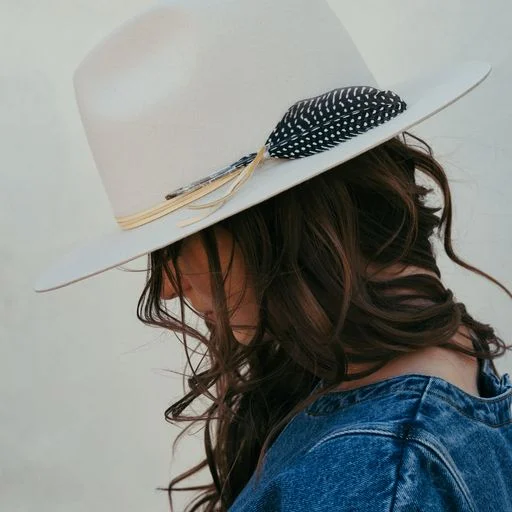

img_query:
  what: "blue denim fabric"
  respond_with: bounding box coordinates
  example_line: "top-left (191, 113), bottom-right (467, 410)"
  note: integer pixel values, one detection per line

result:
top-left (229, 357), bottom-right (512, 511)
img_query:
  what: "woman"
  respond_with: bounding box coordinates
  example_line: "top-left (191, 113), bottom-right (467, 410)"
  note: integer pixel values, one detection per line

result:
top-left (142, 132), bottom-right (512, 511)
top-left (34, 0), bottom-right (512, 510)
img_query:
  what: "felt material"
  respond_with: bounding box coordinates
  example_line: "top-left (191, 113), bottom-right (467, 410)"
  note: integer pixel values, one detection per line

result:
top-left (33, 0), bottom-right (491, 292)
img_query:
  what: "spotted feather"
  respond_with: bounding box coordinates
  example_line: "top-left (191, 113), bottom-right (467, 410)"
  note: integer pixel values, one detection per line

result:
top-left (265, 86), bottom-right (407, 159)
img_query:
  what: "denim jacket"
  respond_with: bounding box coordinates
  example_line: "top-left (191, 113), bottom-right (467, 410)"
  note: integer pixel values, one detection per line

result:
top-left (229, 357), bottom-right (512, 511)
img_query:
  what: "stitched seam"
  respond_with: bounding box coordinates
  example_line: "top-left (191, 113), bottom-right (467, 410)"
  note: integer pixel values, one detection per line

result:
top-left (305, 389), bottom-right (426, 417)
top-left (298, 429), bottom-right (399, 512)
top-left (402, 434), bottom-right (477, 512)
top-left (306, 379), bottom-right (477, 512)
top-left (307, 427), bottom-right (402, 453)
top-left (307, 372), bottom-right (512, 409)
top-left (306, 427), bottom-right (477, 512)
top-left (426, 390), bottom-right (512, 427)
top-left (306, 385), bottom-right (512, 425)
top-left (429, 386), bottom-right (512, 405)
top-left (388, 378), bottom-right (431, 511)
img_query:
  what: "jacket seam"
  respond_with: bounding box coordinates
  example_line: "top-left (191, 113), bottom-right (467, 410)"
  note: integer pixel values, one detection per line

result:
top-left (306, 380), bottom-right (432, 511)
top-left (426, 389), bottom-right (512, 427)
top-left (402, 432), bottom-right (477, 512)
top-left (305, 428), bottom-right (476, 512)
top-left (388, 378), bottom-right (431, 511)
top-left (305, 378), bottom-right (477, 512)
top-left (305, 388), bottom-right (427, 417)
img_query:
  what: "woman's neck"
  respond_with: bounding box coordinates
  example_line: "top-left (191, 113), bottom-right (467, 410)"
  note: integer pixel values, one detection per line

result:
top-left (332, 263), bottom-right (481, 397)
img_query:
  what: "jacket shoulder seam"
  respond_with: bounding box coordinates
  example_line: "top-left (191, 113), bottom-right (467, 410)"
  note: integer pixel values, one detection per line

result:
top-left (303, 380), bottom-right (476, 512)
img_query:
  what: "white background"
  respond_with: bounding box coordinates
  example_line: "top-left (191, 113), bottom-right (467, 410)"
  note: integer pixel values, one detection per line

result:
top-left (1, 1), bottom-right (511, 510)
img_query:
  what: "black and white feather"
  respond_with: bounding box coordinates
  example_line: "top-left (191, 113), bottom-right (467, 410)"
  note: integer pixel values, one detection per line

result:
top-left (265, 85), bottom-right (407, 159)
top-left (165, 86), bottom-right (406, 200)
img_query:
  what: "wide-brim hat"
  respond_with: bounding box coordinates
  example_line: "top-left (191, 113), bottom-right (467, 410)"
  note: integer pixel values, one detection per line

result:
top-left (34, 0), bottom-right (491, 292)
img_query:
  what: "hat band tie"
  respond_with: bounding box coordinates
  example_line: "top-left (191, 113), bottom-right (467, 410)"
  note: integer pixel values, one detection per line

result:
top-left (116, 146), bottom-right (269, 230)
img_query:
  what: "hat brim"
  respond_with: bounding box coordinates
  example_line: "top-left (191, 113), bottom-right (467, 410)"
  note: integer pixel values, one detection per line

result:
top-left (34, 61), bottom-right (491, 292)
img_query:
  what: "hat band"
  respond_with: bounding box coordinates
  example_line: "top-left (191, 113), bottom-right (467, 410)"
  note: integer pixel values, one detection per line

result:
top-left (115, 85), bottom-right (407, 230)
top-left (116, 146), bottom-right (268, 229)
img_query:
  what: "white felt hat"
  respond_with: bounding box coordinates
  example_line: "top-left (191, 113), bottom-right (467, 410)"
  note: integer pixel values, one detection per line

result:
top-left (34, 0), bottom-right (491, 292)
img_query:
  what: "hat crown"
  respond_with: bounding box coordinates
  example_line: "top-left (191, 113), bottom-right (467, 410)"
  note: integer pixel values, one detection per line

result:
top-left (74, 0), bottom-right (377, 218)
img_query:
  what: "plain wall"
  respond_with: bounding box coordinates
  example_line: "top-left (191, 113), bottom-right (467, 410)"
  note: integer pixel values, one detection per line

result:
top-left (1, 1), bottom-right (511, 510)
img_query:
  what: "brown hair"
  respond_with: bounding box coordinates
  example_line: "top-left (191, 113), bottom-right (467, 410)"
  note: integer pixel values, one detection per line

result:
top-left (137, 131), bottom-right (511, 511)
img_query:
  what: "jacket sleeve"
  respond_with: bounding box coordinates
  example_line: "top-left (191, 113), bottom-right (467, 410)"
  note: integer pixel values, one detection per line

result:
top-left (260, 431), bottom-right (474, 511)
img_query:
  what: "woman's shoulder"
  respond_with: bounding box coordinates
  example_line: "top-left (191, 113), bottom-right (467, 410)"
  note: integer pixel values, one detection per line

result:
top-left (276, 428), bottom-right (473, 511)
top-left (299, 357), bottom-right (512, 455)
top-left (229, 363), bottom-right (512, 511)
top-left (231, 425), bottom-right (476, 511)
